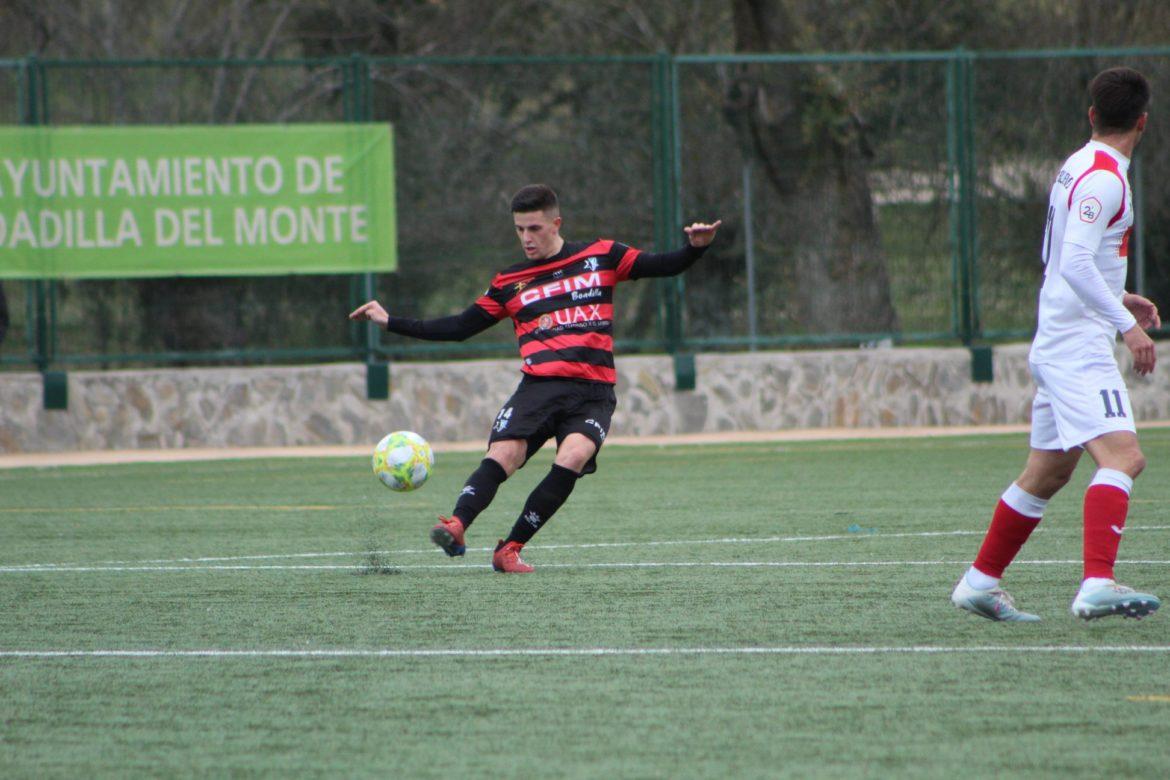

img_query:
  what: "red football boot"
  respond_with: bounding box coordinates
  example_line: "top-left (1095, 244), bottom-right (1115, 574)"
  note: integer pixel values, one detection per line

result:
top-left (491, 540), bottom-right (534, 573)
top-left (430, 516), bottom-right (466, 557)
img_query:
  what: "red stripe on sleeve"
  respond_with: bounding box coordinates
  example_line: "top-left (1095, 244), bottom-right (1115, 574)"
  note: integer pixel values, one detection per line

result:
top-left (615, 247), bottom-right (640, 282)
top-left (504, 294), bottom-right (526, 318)
top-left (474, 293), bottom-right (507, 320)
top-left (1068, 150), bottom-right (1126, 226)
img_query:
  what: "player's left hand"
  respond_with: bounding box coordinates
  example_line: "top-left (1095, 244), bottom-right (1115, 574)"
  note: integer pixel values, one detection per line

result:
top-left (684, 220), bottom-right (722, 248)
top-left (349, 299), bottom-right (390, 327)
top-left (1123, 293), bottom-right (1161, 331)
top-left (1122, 324), bottom-right (1156, 376)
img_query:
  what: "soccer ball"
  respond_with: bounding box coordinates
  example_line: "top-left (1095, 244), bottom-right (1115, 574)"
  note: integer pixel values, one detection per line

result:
top-left (372, 431), bottom-right (434, 491)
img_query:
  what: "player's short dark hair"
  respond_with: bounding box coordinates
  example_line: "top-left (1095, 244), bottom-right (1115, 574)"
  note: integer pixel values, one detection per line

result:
top-left (1089, 67), bottom-right (1150, 133)
top-left (510, 184), bottom-right (559, 214)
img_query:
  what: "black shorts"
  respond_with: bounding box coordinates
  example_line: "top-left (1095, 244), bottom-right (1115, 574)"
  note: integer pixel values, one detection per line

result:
top-left (487, 375), bottom-right (617, 476)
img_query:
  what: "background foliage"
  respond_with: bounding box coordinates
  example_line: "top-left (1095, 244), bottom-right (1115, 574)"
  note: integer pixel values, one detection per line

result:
top-left (1, 1), bottom-right (1168, 365)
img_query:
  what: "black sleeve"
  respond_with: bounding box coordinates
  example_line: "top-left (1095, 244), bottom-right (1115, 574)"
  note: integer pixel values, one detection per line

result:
top-left (627, 243), bottom-right (709, 280)
top-left (384, 303), bottom-right (498, 342)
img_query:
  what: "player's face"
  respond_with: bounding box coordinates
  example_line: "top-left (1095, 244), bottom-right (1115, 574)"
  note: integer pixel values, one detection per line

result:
top-left (513, 210), bottom-right (562, 260)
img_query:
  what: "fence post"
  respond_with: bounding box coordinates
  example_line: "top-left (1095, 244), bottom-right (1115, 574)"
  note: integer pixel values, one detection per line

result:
top-left (22, 58), bottom-right (43, 372)
top-left (344, 54), bottom-right (388, 398)
top-left (962, 53), bottom-right (981, 345)
top-left (342, 56), bottom-right (360, 358)
top-left (946, 51), bottom-right (979, 349)
top-left (650, 53), bottom-right (690, 388)
top-left (947, 51), bottom-right (990, 380)
top-left (21, 56), bottom-right (67, 405)
top-left (21, 56), bottom-right (59, 396)
top-left (742, 160), bottom-right (758, 350)
top-left (1133, 154), bottom-right (1146, 296)
top-left (668, 55), bottom-right (685, 354)
top-left (650, 54), bottom-right (670, 349)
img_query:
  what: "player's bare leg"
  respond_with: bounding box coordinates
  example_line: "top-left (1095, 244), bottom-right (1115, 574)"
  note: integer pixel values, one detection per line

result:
top-left (953, 448), bottom-right (1081, 622)
top-left (1015, 447), bottom-right (1084, 500)
top-left (492, 434), bottom-right (597, 573)
top-left (546, 434), bottom-right (596, 476)
top-left (486, 439), bottom-right (529, 476)
top-left (431, 439), bottom-right (527, 557)
top-left (1071, 432), bottom-right (1160, 619)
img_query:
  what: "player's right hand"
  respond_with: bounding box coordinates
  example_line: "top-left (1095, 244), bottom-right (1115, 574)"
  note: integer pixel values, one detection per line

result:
top-left (1122, 324), bottom-right (1156, 376)
top-left (1123, 293), bottom-right (1161, 331)
top-left (349, 300), bottom-right (389, 327)
top-left (683, 220), bottom-right (722, 248)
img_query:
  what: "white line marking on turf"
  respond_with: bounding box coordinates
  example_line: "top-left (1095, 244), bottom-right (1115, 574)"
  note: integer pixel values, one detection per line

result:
top-left (1, 646), bottom-right (1169, 659)
top-left (8, 526), bottom-right (1169, 571)
top-left (3, 559), bottom-right (1170, 574)
top-left (4, 529), bottom-right (984, 569)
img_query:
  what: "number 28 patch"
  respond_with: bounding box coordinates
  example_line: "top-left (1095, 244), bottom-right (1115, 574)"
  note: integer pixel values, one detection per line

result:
top-left (1079, 196), bottom-right (1102, 223)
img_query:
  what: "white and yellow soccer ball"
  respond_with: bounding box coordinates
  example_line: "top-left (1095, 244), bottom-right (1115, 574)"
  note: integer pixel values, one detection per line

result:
top-left (372, 431), bottom-right (434, 492)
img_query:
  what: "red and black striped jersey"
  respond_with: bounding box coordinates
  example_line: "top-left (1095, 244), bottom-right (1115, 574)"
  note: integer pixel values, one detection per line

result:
top-left (474, 240), bottom-right (640, 384)
top-left (383, 238), bottom-right (706, 383)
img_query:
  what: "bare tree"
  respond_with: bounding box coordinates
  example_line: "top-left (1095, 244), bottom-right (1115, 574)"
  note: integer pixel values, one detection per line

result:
top-left (722, 0), bottom-right (899, 334)
top-left (4, 0), bottom-right (1170, 359)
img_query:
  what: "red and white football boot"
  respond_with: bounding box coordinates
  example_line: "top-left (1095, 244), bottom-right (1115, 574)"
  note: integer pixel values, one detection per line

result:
top-left (430, 516), bottom-right (467, 557)
top-left (491, 540), bottom-right (534, 573)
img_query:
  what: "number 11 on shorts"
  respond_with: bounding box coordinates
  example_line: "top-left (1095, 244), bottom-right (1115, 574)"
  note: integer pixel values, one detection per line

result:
top-left (1100, 389), bottom-right (1127, 419)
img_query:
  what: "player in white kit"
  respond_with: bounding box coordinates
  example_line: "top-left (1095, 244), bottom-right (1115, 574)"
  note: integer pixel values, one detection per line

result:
top-left (952, 67), bottom-right (1162, 621)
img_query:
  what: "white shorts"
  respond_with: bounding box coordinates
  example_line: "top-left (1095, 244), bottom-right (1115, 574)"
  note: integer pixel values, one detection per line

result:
top-left (1029, 360), bottom-right (1136, 451)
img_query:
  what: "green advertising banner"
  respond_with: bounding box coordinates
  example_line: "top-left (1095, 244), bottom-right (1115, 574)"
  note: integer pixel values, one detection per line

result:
top-left (0, 123), bottom-right (396, 279)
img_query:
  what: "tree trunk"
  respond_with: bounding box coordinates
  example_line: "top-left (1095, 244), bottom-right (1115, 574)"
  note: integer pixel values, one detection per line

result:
top-left (724, 0), bottom-right (899, 334)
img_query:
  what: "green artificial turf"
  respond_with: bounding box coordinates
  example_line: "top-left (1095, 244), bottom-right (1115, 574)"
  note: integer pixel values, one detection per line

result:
top-left (2, 431), bottom-right (1169, 777)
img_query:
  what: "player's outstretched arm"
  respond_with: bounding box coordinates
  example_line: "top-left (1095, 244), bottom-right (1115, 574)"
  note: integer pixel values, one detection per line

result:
top-left (350, 299), bottom-right (498, 342)
top-left (627, 219), bottom-right (722, 280)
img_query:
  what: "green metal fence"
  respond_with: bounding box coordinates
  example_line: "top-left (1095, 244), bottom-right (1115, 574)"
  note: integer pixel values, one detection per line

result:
top-left (1, 48), bottom-right (1167, 372)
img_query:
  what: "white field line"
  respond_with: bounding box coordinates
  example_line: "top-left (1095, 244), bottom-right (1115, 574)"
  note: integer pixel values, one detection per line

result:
top-left (6, 529), bottom-right (984, 569)
top-left (1, 645), bottom-right (1169, 659)
top-left (3, 559), bottom-right (1170, 574)
top-left (11, 526), bottom-right (1170, 570)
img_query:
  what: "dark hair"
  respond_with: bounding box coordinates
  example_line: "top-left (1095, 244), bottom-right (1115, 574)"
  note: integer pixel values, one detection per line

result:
top-left (510, 184), bottom-right (559, 214)
top-left (1089, 67), bottom-right (1150, 132)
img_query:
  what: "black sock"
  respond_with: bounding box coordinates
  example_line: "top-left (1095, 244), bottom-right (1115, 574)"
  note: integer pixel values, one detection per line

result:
top-left (452, 458), bottom-right (508, 529)
top-left (505, 464), bottom-right (578, 545)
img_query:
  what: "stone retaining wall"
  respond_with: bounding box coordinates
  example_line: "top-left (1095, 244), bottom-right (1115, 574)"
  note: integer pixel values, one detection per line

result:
top-left (2, 343), bottom-right (1167, 453)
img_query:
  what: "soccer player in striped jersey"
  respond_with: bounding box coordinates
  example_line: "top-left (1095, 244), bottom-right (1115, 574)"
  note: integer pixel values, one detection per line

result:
top-left (952, 68), bottom-right (1161, 621)
top-left (350, 184), bottom-right (720, 572)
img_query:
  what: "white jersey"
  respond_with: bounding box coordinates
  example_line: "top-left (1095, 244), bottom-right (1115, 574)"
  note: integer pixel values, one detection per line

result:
top-left (1030, 140), bottom-right (1136, 364)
